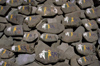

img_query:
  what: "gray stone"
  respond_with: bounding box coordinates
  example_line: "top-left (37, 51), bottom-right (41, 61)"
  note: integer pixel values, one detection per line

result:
top-left (32, 7), bottom-right (37, 14)
top-left (47, 15), bottom-right (63, 23)
top-left (23, 23), bottom-right (31, 31)
top-left (53, 62), bottom-right (70, 66)
top-left (53, 0), bottom-right (67, 6)
top-left (11, 43), bottom-right (34, 53)
top-left (57, 43), bottom-right (69, 52)
top-left (65, 46), bottom-right (76, 59)
top-left (0, 36), bottom-right (13, 47)
top-left (0, 17), bottom-right (8, 23)
top-left (88, 60), bottom-right (100, 66)
top-left (0, 23), bottom-right (5, 31)
top-left (16, 54), bottom-right (35, 66)
top-left (0, 0), bottom-right (6, 4)
top-left (71, 55), bottom-right (80, 66)
top-left (6, 14), bottom-right (24, 25)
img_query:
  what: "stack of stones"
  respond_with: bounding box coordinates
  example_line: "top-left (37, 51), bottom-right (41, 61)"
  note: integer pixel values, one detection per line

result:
top-left (0, 0), bottom-right (100, 66)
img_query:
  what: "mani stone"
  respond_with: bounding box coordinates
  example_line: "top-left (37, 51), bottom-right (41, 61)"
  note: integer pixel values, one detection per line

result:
top-left (0, 60), bottom-right (17, 66)
top-left (11, 43), bottom-right (34, 53)
top-left (64, 46), bottom-right (77, 59)
top-left (62, 16), bottom-right (81, 27)
top-left (6, 14), bottom-right (24, 25)
top-left (24, 15), bottom-right (42, 27)
top-left (75, 43), bottom-right (95, 55)
top-left (77, 55), bottom-right (98, 66)
top-left (53, 0), bottom-right (67, 6)
top-left (0, 0), bottom-right (6, 4)
top-left (40, 33), bottom-right (59, 42)
top-left (4, 25), bottom-right (23, 36)
top-left (18, 5), bottom-right (32, 15)
top-left (61, 29), bottom-right (82, 43)
top-left (23, 30), bottom-right (40, 42)
top-left (16, 54), bottom-right (35, 66)
top-left (82, 19), bottom-right (98, 31)
top-left (36, 22), bottom-right (64, 34)
top-left (0, 48), bottom-right (14, 59)
top-left (0, 5), bottom-right (10, 16)
top-left (61, 2), bottom-right (78, 14)
top-left (83, 31), bottom-right (98, 42)
top-left (77, 0), bottom-right (94, 9)
top-left (6, 0), bottom-right (23, 7)
top-left (36, 5), bottom-right (58, 16)
top-left (85, 7), bottom-right (100, 19)
top-left (23, 0), bottom-right (38, 6)
top-left (35, 48), bottom-right (65, 64)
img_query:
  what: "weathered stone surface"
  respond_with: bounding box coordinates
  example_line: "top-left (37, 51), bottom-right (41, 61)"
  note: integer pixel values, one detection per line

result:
top-left (16, 54), bottom-right (35, 65)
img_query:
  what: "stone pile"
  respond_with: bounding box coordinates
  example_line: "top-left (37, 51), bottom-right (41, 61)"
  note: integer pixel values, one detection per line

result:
top-left (0, 0), bottom-right (100, 66)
